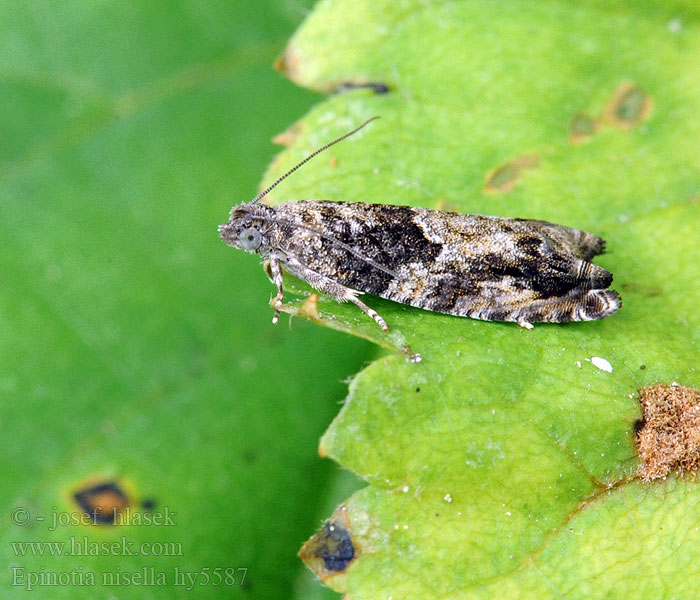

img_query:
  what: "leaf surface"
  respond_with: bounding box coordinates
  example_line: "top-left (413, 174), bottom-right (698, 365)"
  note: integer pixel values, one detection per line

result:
top-left (263, 1), bottom-right (700, 597)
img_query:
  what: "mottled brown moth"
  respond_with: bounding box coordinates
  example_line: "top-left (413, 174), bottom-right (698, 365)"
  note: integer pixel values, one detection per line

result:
top-left (219, 118), bottom-right (621, 331)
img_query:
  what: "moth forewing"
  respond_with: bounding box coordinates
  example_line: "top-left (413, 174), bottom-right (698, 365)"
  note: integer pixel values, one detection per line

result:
top-left (219, 119), bottom-right (620, 331)
top-left (220, 199), bottom-right (620, 331)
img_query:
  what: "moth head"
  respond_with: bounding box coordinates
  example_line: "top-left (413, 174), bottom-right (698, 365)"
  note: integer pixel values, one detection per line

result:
top-left (218, 203), bottom-right (269, 254)
top-left (220, 118), bottom-right (379, 254)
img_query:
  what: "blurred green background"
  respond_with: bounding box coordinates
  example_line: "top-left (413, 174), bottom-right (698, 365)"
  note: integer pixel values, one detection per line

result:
top-left (0, 1), bottom-right (371, 598)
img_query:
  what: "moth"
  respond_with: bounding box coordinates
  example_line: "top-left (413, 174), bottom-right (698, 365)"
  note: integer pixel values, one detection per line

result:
top-left (219, 118), bottom-right (621, 331)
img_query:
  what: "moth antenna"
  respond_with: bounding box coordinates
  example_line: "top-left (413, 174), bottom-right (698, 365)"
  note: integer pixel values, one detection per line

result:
top-left (250, 116), bottom-right (380, 204)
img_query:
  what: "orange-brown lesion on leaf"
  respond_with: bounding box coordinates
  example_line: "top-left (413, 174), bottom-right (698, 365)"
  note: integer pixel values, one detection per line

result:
top-left (569, 113), bottom-right (599, 145)
top-left (299, 506), bottom-right (358, 580)
top-left (272, 121), bottom-right (303, 148)
top-left (274, 43), bottom-right (301, 81)
top-left (483, 154), bottom-right (539, 194)
top-left (604, 83), bottom-right (653, 130)
top-left (433, 198), bottom-right (460, 212)
top-left (568, 82), bottom-right (652, 144)
top-left (636, 384), bottom-right (700, 482)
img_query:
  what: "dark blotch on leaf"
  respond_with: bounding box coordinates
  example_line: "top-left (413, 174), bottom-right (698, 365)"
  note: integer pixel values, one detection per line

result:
top-left (74, 481), bottom-right (129, 525)
top-left (141, 498), bottom-right (156, 511)
top-left (569, 113), bottom-right (597, 144)
top-left (307, 520), bottom-right (355, 572)
top-left (242, 448), bottom-right (258, 464)
top-left (334, 81), bottom-right (390, 94)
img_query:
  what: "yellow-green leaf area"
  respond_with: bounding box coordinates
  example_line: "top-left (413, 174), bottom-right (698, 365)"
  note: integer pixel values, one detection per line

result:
top-left (260, 0), bottom-right (700, 598)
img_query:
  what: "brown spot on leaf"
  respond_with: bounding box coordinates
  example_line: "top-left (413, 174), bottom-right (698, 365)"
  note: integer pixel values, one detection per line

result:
top-left (401, 345), bottom-right (422, 363)
top-left (272, 122), bottom-right (303, 148)
top-left (433, 198), bottom-right (460, 212)
top-left (620, 282), bottom-right (662, 297)
top-left (569, 113), bottom-right (598, 144)
top-left (484, 155), bottom-right (539, 194)
top-left (605, 83), bottom-right (652, 130)
top-left (74, 480), bottom-right (130, 525)
top-left (329, 156), bottom-right (338, 168)
top-left (274, 44), bottom-right (300, 80)
top-left (299, 509), bottom-right (357, 578)
top-left (637, 384), bottom-right (700, 481)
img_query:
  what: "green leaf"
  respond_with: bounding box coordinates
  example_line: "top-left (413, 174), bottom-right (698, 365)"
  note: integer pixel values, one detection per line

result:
top-left (260, 1), bottom-right (700, 597)
top-left (0, 2), bottom-right (375, 599)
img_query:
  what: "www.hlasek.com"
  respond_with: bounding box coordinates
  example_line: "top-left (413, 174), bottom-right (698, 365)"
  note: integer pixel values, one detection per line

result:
top-left (12, 536), bottom-right (182, 557)
top-left (11, 566), bottom-right (248, 591)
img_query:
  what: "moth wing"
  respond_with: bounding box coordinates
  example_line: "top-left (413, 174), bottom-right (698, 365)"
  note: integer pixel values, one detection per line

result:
top-left (271, 201), bottom-right (620, 324)
top-left (523, 219), bottom-right (607, 261)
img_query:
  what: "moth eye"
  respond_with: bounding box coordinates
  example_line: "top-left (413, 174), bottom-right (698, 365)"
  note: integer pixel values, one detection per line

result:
top-left (238, 227), bottom-right (262, 251)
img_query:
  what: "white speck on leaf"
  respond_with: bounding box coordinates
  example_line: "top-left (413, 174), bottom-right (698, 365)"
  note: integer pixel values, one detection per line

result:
top-left (591, 356), bottom-right (613, 373)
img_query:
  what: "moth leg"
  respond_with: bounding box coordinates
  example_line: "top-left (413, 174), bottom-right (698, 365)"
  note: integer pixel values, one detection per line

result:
top-left (267, 255), bottom-right (284, 325)
top-left (345, 292), bottom-right (389, 332)
top-left (283, 257), bottom-right (389, 331)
